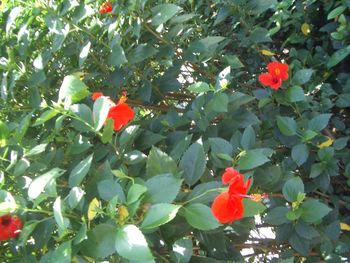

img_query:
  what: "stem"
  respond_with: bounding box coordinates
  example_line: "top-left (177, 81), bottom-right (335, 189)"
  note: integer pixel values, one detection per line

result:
top-left (180, 188), bottom-right (224, 205)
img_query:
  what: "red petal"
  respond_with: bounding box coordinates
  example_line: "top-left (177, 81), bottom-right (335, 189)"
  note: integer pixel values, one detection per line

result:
top-left (108, 103), bottom-right (135, 131)
top-left (258, 73), bottom-right (274, 86)
top-left (92, 92), bottom-right (104, 101)
top-left (211, 192), bottom-right (245, 224)
top-left (267, 62), bottom-right (289, 80)
top-left (222, 167), bottom-right (241, 184)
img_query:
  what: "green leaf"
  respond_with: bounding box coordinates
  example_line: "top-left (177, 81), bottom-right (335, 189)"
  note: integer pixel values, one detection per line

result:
top-left (264, 206), bottom-right (289, 225)
top-left (40, 241), bottom-right (72, 263)
top-left (187, 82), bottom-right (211, 93)
top-left (241, 125), bottom-right (256, 150)
top-left (171, 238), bottom-right (193, 263)
top-left (101, 118), bottom-right (114, 144)
top-left (327, 45), bottom-right (350, 68)
top-left (28, 168), bottom-right (65, 200)
top-left (206, 93), bottom-right (229, 113)
top-left (98, 179), bottom-right (125, 202)
top-left (0, 120), bottom-right (9, 147)
top-left (291, 144), bottom-right (309, 166)
top-left (68, 154), bottom-right (93, 187)
top-left (286, 86), bottom-right (306, 102)
top-left (115, 225), bottom-right (154, 261)
top-left (336, 93), bottom-right (350, 108)
top-left (53, 197), bottom-right (66, 233)
top-left (249, 27), bottom-right (272, 43)
top-left (242, 199), bottom-right (266, 218)
top-left (179, 140), bottom-right (206, 186)
top-left (310, 163), bottom-right (324, 178)
top-left (108, 44), bottom-right (128, 67)
top-left (300, 199), bottom-right (332, 223)
top-left (6, 7), bottom-right (22, 35)
top-left (79, 41), bottom-right (91, 68)
top-left (127, 184), bottom-right (147, 204)
top-left (81, 224), bottom-right (117, 259)
top-left (295, 221), bottom-right (319, 240)
top-left (327, 6), bottom-right (347, 20)
top-left (170, 134), bottom-right (193, 161)
top-left (293, 69), bottom-right (313, 85)
top-left (289, 234), bottom-right (310, 256)
top-left (308, 114), bottom-right (332, 132)
top-left (141, 203), bottom-right (181, 229)
top-left (24, 144), bottom-right (47, 157)
top-left (151, 4), bottom-right (181, 26)
top-left (188, 36), bottom-right (226, 53)
top-left (93, 97), bottom-right (110, 132)
top-left (68, 187), bottom-right (85, 209)
top-left (282, 177), bottom-right (304, 202)
top-left (184, 203), bottom-right (220, 230)
top-left (146, 147), bottom-right (178, 177)
top-left (277, 116), bottom-right (297, 136)
top-left (145, 173), bottom-right (182, 203)
top-left (58, 75), bottom-right (90, 103)
top-left (237, 148), bottom-right (274, 170)
top-left (128, 44), bottom-right (158, 64)
top-left (209, 137), bottom-right (233, 155)
top-left (33, 109), bottom-right (59, 126)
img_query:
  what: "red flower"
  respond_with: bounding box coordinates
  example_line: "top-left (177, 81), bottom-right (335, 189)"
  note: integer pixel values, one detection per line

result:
top-left (91, 92), bottom-right (135, 131)
top-left (92, 92), bottom-right (104, 101)
top-left (258, 61), bottom-right (289, 90)
top-left (99, 2), bottom-right (113, 13)
top-left (211, 167), bottom-right (252, 224)
top-left (108, 101), bottom-right (135, 131)
top-left (211, 192), bottom-right (244, 224)
top-left (0, 214), bottom-right (23, 241)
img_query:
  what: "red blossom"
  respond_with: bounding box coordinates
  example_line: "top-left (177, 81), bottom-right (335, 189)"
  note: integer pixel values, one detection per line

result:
top-left (258, 61), bottom-right (289, 90)
top-left (99, 2), bottom-right (113, 13)
top-left (92, 92), bottom-right (104, 101)
top-left (91, 92), bottom-right (134, 131)
top-left (211, 192), bottom-right (243, 224)
top-left (211, 167), bottom-right (253, 224)
top-left (0, 214), bottom-right (23, 241)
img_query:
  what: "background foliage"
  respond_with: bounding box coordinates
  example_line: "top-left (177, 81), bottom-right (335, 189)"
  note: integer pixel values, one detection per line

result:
top-left (1, 0), bottom-right (350, 262)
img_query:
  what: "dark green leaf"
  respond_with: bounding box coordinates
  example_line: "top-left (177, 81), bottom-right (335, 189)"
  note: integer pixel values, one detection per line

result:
top-left (145, 173), bottom-right (182, 203)
top-left (128, 44), bottom-right (158, 64)
top-left (93, 97), bottom-right (110, 132)
top-left (301, 199), bottom-right (332, 223)
top-left (151, 4), bottom-right (181, 26)
top-left (308, 114), bottom-right (332, 132)
top-left (277, 116), bottom-right (297, 136)
top-left (293, 69), bottom-right (313, 85)
top-left (108, 44), bottom-right (128, 67)
top-left (242, 199), bottom-right (266, 218)
top-left (28, 168), bottom-right (65, 200)
top-left (282, 177), bottom-right (304, 202)
top-left (327, 45), bottom-right (350, 68)
top-left (187, 82), bottom-right (211, 93)
top-left (146, 147), bottom-right (178, 177)
top-left (68, 154), bottom-right (93, 187)
top-left (115, 225), bottom-right (154, 261)
top-left (286, 86), bottom-right (306, 102)
top-left (241, 125), bottom-right (256, 150)
top-left (141, 203), bottom-right (181, 229)
top-left (237, 148), bottom-right (274, 170)
top-left (184, 204), bottom-right (220, 230)
top-left (291, 144), bottom-right (309, 166)
top-left (264, 206), bottom-right (289, 225)
top-left (179, 140), bottom-right (206, 186)
top-left (58, 75), bottom-right (90, 103)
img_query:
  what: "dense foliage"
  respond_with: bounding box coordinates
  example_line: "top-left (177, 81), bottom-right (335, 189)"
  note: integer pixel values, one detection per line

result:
top-left (1, 0), bottom-right (350, 262)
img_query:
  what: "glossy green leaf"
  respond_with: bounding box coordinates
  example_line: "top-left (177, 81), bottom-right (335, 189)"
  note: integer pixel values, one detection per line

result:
top-left (184, 204), bottom-right (221, 230)
top-left (277, 116), bottom-right (297, 136)
top-left (300, 199), bottom-right (332, 223)
top-left (58, 75), bottom-right (90, 103)
top-left (28, 168), bottom-right (65, 199)
top-left (282, 177), bottom-right (304, 202)
top-left (68, 154), bottom-right (93, 187)
top-left (151, 4), bottom-right (181, 26)
top-left (115, 225), bottom-right (154, 261)
top-left (291, 144), bottom-right (309, 166)
top-left (237, 148), bottom-right (274, 170)
top-left (179, 140), bottom-right (206, 186)
top-left (141, 203), bottom-right (181, 229)
top-left (145, 173), bottom-right (182, 203)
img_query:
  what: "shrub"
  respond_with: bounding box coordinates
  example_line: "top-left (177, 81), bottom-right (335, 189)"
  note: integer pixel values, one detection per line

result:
top-left (1, 0), bottom-right (350, 262)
